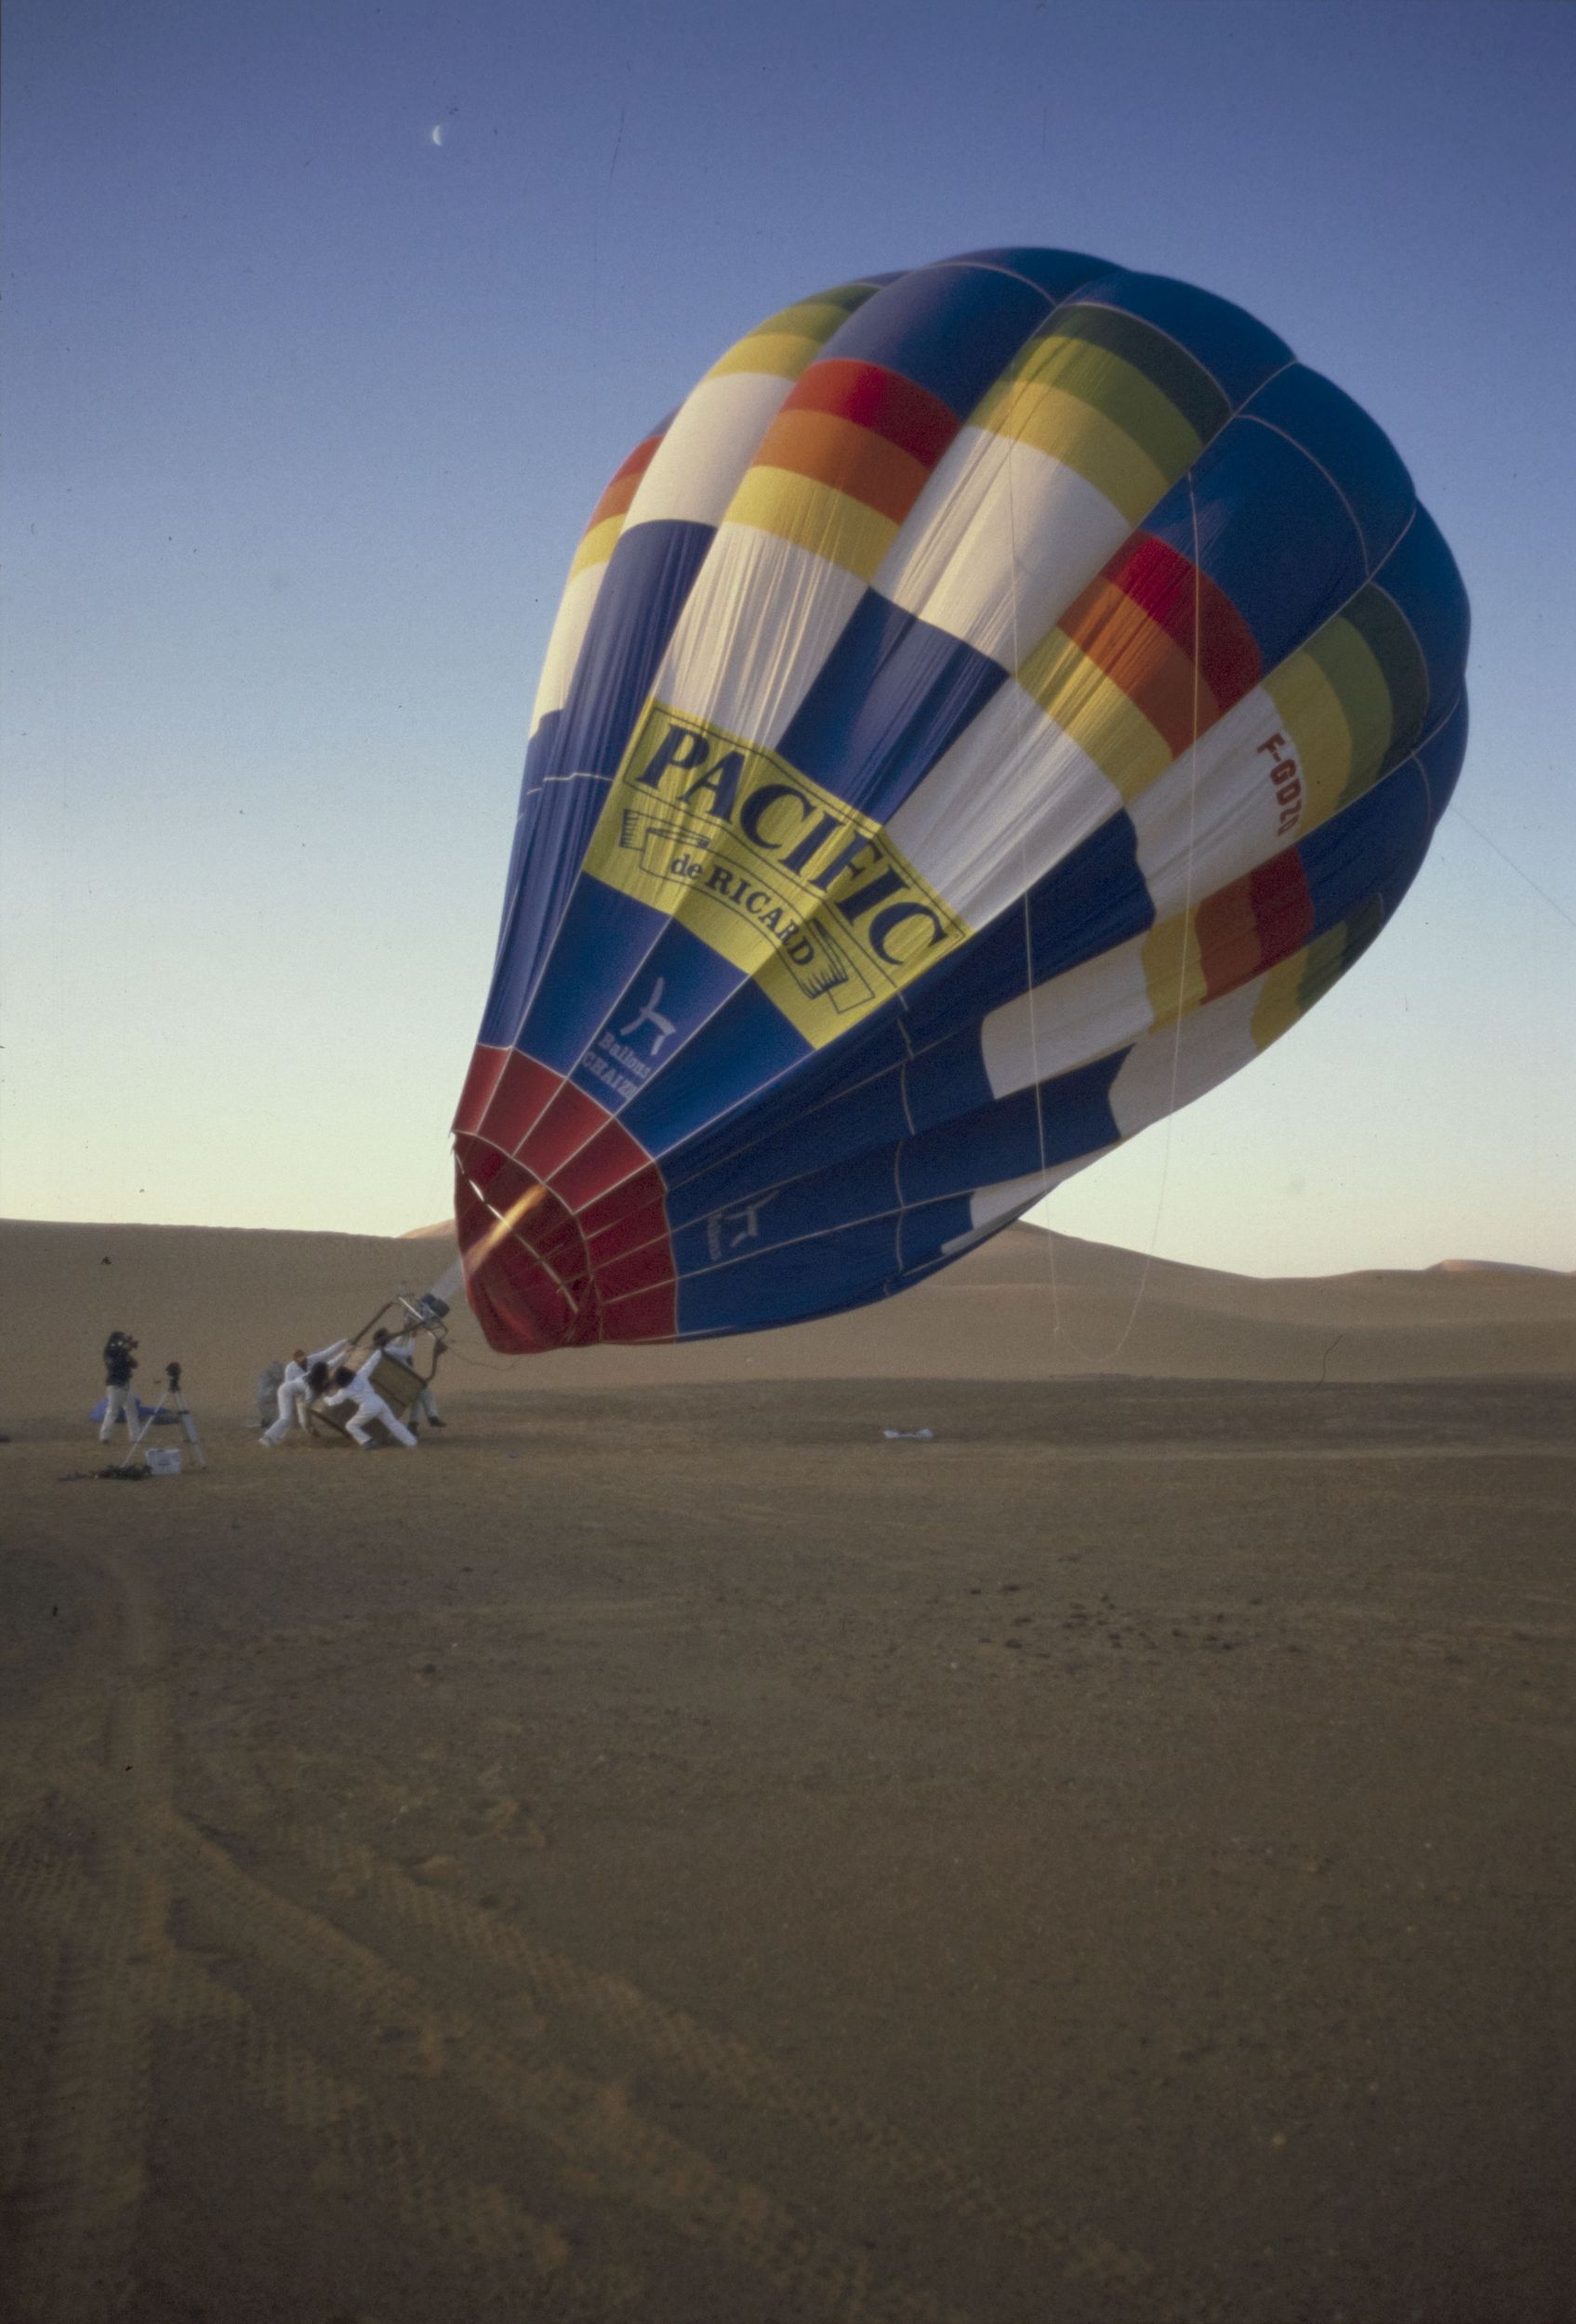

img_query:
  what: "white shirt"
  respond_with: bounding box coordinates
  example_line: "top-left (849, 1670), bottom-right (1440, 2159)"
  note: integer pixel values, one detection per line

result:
top-left (282, 1337), bottom-right (350, 1389)
top-left (331, 1351), bottom-right (391, 1412)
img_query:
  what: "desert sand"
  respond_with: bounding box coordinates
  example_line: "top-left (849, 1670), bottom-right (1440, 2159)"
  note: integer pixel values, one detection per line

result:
top-left (1, 1214), bottom-right (1572, 2323)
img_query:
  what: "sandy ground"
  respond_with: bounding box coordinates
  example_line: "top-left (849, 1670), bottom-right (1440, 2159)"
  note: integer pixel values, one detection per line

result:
top-left (1, 1221), bottom-right (1573, 2322)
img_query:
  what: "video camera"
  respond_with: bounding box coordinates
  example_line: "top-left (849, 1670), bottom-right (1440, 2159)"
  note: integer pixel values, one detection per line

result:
top-left (166, 1361), bottom-right (182, 1392)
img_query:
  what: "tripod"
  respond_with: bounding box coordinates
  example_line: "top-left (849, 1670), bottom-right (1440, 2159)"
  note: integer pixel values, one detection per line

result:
top-left (126, 1368), bottom-right (207, 1469)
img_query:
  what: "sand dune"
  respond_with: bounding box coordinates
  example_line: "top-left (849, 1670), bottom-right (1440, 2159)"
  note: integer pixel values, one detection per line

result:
top-left (1428, 1255), bottom-right (1566, 1275)
top-left (3, 1214), bottom-right (1571, 1426)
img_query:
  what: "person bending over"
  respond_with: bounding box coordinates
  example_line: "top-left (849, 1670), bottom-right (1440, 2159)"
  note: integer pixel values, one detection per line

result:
top-left (259, 1337), bottom-right (351, 1446)
top-left (323, 1354), bottom-right (417, 1449)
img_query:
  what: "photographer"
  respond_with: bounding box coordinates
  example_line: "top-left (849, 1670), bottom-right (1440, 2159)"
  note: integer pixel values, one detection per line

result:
top-left (99, 1330), bottom-right (139, 1444)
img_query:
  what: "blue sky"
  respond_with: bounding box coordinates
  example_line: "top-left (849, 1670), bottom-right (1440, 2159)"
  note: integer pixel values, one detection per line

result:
top-left (3, 0), bottom-right (1571, 1273)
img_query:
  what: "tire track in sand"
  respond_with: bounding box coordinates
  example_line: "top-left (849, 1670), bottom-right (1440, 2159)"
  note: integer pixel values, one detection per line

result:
top-left (62, 1776), bottom-right (970, 2324)
top-left (0, 1546), bottom-right (168, 2324)
top-left (290, 1821), bottom-right (1047, 2248)
top-left (8, 1540), bottom-right (1065, 2318)
top-left (1, 1825), bottom-right (642, 2323)
top-left (15, 1539), bottom-right (968, 2321)
top-left (12, 1783), bottom-right (966, 2324)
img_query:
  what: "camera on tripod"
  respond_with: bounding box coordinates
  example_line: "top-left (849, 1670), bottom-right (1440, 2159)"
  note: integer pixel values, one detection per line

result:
top-left (107, 1353), bottom-right (205, 1472)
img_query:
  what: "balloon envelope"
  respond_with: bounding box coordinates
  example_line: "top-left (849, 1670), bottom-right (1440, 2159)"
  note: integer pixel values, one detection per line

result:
top-left (455, 249), bottom-right (1468, 1353)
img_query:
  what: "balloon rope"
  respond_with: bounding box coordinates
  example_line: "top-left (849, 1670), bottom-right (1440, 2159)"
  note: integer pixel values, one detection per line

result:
top-left (1448, 808), bottom-right (1576, 931)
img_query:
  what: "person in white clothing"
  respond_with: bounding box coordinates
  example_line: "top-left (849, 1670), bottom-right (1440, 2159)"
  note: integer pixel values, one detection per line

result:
top-left (386, 1329), bottom-right (444, 1430)
top-left (259, 1338), bottom-right (351, 1446)
top-left (323, 1355), bottom-right (418, 1449)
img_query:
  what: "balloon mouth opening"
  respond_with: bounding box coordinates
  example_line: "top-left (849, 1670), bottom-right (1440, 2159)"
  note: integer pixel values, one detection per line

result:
top-left (454, 1144), bottom-right (596, 1353)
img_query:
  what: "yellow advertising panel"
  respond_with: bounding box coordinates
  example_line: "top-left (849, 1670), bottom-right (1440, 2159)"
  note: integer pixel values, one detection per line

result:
top-left (584, 704), bottom-right (971, 1047)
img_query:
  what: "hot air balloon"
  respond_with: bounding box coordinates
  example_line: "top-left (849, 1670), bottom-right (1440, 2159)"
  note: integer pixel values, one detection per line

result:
top-left (454, 248), bottom-right (1468, 1353)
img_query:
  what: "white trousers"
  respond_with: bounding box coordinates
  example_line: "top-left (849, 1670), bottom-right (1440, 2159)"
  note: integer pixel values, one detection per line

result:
top-left (261, 1377), bottom-right (313, 1446)
top-left (99, 1383), bottom-right (135, 1442)
top-left (334, 1390), bottom-right (417, 1448)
